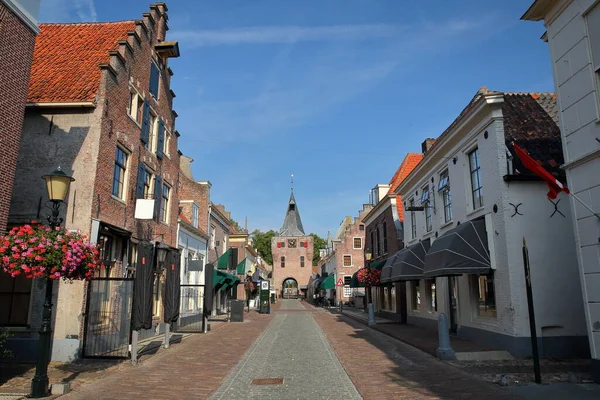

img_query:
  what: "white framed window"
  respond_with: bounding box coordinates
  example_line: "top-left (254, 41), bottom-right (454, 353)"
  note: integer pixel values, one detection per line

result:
top-left (426, 279), bottom-right (437, 312)
top-left (129, 91), bottom-right (144, 124)
top-left (343, 286), bottom-right (352, 297)
top-left (141, 165), bottom-right (154, 199)
top-left (112, 146), bottom-right (129, 200)
top-left (422, 186), bottom-right (432, 232)
top-left (469, 148), bottom-right (483, 209)
top-left (192, 203), bottom-right (199, 228)
top-left (160, 182), bottom-right (171, 223)
top-left (343, 255), bottom-right (352, 267)
top-left (438, 170), bottom-right (452, 223)
top-left (353, 237), bottom-right (362, 249)
top-left (586, 4), bottom-right (600, 110)
top-left (163, 129), bottom-right (171, 156)
top-left (410, 198), bottom-right (417, 239)
top-left (147, 112), bottom-right (157, 153)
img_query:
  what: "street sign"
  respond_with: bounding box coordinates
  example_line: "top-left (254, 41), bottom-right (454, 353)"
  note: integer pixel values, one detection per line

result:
top-left (336, 278), bottom-right (344, 286)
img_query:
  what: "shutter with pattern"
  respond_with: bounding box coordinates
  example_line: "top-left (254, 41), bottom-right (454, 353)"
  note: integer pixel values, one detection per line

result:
top-left (136, 163), bottom-right (146, 199)
top-left (141, 100), bottom-right (150, 144)
top-left (154, 176), bottom-right (162, 220)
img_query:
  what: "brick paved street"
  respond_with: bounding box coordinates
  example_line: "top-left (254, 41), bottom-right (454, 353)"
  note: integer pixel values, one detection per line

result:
top-left (210, 300), bottom-right (361, 399)
top-left (57, 312), bottom-right (273, 400)
top-left (315, 311), bottom-right (520, 400)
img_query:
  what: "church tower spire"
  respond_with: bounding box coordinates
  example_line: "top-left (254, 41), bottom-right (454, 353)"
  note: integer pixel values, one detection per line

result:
top-left (279, 178), bottom-right (305, 236)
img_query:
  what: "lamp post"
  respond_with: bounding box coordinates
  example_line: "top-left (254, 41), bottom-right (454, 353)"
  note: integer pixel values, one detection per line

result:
top-left (364, 248), bottom-right (376, 325)
top-left (153, 242), bottom-right (170, 348)
top-left (31, 167), bottom-right (74, 398)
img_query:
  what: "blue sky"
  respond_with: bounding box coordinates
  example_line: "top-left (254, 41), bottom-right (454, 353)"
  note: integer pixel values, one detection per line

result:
top-left (40, 0), bottom-right (550, 238)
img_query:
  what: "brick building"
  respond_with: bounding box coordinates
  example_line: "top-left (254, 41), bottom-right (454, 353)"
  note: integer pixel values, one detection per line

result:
top-left (3, 2), bottom-right (182, 361)
top-left (0, 0), bottom-right (40, 232)
top-left (363, 152), bottom-right (423, 320)
top-left (271, 192), bottom-right (313, 298)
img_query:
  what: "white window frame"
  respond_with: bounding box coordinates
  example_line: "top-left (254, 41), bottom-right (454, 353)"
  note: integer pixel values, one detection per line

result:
top-left (128, 90), bottom-right (144, 126)
top-left (585, 2), bottom-right (600, 115)
top-left (147, 111), bottom-right (158, 153)
top-left (439, 170), bottom-right (452, 223)
top-left (210, 225), bottom-right (216, 248)
top-left (352, 237), bottom-right (362, 250)
top-left (343, 254), bottom-right (352, 267)
top-left (423, 186), bottom-right (432, 232)
top-left (343, 285), bottom-right (352, 298)
top-left (160, 182), bottom-right (171, 224)
top-left (142, 166), bottom-right (154, 199)
top-left (468, 148), bottom-right (483, 210)
top-left (192, 203), bottom-right (199, 228)
top-left (410, 198), bottom-right (417, 239)
top-left (112, 145), bottom-right (129, 201)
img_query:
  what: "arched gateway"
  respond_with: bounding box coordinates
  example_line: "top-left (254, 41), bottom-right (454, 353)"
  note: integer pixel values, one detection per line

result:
top-left (271, 189), bottom-right (313, 299)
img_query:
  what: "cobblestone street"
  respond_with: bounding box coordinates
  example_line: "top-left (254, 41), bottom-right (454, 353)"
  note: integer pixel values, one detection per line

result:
top-left (15, 299), bottom-right (535, 399)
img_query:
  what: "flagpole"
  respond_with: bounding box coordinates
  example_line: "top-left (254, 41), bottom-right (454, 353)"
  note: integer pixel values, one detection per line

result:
top-left (522, 238), bottom-right (542, 384)
top-left (569, 192), bottom-right (600, 220)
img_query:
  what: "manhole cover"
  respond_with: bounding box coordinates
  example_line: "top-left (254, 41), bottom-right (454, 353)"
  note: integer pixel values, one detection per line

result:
top-left (251, 378), bottom-right (284, 385)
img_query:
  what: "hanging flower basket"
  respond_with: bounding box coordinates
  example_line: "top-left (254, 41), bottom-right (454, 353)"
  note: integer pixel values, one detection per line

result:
top-left (357, 267), bottom-right (381, 287)
top-left (0, 223), bottom-right (100, 281)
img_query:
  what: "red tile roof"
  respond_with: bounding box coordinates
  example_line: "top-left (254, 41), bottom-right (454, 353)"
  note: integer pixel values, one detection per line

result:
top-left (388, 153), bottom-right (423, 222)
top-left (28, 21), bottom-right (135, 103)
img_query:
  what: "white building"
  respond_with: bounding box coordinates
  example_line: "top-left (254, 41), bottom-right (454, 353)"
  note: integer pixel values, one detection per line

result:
top-left (522, 0), bottom-right (600, 380)
top-left (396, 88), bottom-right (588, 357)
top-left (176, 211), bottom-right (208, 330)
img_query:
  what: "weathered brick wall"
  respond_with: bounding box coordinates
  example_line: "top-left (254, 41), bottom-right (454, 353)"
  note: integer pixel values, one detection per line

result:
top-left (335, 205), bottom-right (371, 299)
top-left (94, 3), bottom-right (180, 248)
top-left (0, 3), bottom-right (36, 231)
top-left (365, 205), bottom-right (403, 265)
top-left (178, 168), bottom-right (210, 234)
top-left (271, 236), bottom-right (313, 297)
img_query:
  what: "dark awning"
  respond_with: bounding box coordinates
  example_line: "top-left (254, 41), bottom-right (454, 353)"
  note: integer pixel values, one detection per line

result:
top-left (369, 260), bottom-right (386, 270)
top-left (387, 239), bottom-right (431, 282)
top-left (423, 219), bottom-right (491, 278)
top-left (320, 275), bottom-right (335, 290)
top-left (380, 255), bottom-right (399, 283)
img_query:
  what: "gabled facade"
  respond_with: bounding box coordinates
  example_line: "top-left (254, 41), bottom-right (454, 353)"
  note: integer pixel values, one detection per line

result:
top-left (397, 88), bottom-right (588, 358)
top-left (0, 0), bottom-right (40, 232)
top-left (522, 0), bottom-right (600, 380)
top-left (363, 153), bottom-right (422, 321)
top-left (3, 2), bottom-right (182, 361)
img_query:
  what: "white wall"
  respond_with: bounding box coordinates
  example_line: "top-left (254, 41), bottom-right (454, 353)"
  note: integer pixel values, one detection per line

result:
top-left (545, 0), bottom-right (600, 359)
top-left (400, 98), bottom-right (586, 342)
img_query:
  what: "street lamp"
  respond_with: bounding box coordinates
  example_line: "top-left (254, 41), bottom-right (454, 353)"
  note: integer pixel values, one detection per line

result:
top-left (365, 248), bottom-right (372, 266)
top-left (154, 242), bottom-right (169, 270)
top-left (42, 167), bottom-right (75, 228)
top-left (31, 167), bottom-right (74, 398)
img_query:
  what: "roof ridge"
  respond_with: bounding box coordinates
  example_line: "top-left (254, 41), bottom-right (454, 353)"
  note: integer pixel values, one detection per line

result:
top-left (39, 20), bottom-right (136, 26)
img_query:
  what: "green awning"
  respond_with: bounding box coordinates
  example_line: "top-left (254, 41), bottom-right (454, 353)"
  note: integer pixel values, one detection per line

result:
top-left (213, 270), bottom-right (227, 288)
top-left (350, 270), bottom-right (364, 288)
top-left (369, 260), bottom-right (387, 270)
top-left (216, 249), bottom-right (232, 270)
top-left (320, 275), bottom-right (335, 290)
top-left (236, 258), bottom-right (247, 275)
top-left (219, 271), bottom-right (242, 291)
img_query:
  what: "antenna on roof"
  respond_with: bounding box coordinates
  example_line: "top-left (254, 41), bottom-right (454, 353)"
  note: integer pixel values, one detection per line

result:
top-left (291, 174), bottom-right (294, 193)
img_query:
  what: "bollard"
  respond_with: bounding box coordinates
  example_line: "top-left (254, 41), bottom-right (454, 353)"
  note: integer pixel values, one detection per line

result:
top-left (367, 303), bottom-right (376, 326)
top-left (339, 300), bottom-right (343, 314)
top-left (436, 313), bottom-right (456, 360)
top-left (164, 323), bottom-right (170, 349)
top-left (131, 330), bottom-right (138, 364)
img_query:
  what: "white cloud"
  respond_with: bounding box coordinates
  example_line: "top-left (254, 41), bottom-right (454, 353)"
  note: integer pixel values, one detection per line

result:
top-left (75, 0), bottom-right (97, 22)
top-left (39, 0), bottom-right (96, 22)
top-left (171, 24), bottom-right (399, 47)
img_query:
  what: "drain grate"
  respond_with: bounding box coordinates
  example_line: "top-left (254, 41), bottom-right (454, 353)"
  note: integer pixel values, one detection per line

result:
top-left (251, 377), bottom-right (284, 385)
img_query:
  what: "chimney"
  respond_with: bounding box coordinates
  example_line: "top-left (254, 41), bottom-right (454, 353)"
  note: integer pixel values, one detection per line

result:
top-left (421, 138), bottom-right (436, 154)
top-left (179, 155), bottom-right (194, 180)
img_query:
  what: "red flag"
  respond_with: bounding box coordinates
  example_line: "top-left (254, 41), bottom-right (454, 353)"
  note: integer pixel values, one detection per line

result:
top-left (512, 142), bottom-right (569, 200)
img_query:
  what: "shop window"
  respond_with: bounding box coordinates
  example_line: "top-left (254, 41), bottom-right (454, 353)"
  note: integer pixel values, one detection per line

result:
top-left (426, 279), bottom-right (437, 312)
top-left (471, 273), bottom-right (496, 318)
top-left (410, 281), bottom-right (420, 311)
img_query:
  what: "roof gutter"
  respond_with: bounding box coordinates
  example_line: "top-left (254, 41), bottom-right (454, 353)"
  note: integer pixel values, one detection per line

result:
top-left (26, 102), bottom-right (96, 108)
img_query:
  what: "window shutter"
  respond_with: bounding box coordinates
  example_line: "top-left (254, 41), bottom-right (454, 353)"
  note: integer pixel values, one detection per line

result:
top-left (141, 100), bottom-right (150, 144)
top-left (149, 63), bottom-right (159, 98)
top-left (156, 119), bottom-right (165, 159)
top-left (136, 163), bottom-right (146, 199)
top-left (154, 176), bottom-right (162, 220)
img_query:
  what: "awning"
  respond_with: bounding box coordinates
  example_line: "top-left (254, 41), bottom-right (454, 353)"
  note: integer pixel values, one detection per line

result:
top-left (320, 275), bottom-right (335, 290)
top-left (380, 255), bottom-right (399, 283)
top-left (349, 270), bottom-right (364, 288)
top-left (423, 219), bottom-right (491, 278)
top-left (236, 258), bottom-right (247, 275)
top-left (387, 239), bottom-right (431, 282)
top-left (213, 270), bottom-right (227, 288)
top-left (312, 276), bottom-right (325, 289)
top-left (216, 249), bottom-right (231, 270)
top-left (369, 260), bottom-right (386, 270)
